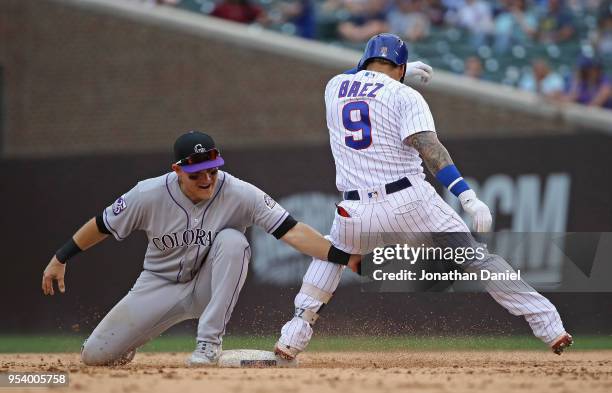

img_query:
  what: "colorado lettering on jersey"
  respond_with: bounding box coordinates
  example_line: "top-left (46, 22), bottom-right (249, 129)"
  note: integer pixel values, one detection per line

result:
top-left (338, 80), bottom-right (384, 98)
top-left (152, 229), bottom-right (215, 251)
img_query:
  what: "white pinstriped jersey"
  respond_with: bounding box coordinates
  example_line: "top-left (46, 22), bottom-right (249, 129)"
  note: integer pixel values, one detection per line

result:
top-left (325, 70), bottom-right (436, 191)
top-left (278, 70), bottom-right (567, 353)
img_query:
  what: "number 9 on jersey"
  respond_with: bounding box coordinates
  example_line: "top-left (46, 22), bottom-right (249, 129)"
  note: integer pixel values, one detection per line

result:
top-left (342, 101), bottom-right (372, 150)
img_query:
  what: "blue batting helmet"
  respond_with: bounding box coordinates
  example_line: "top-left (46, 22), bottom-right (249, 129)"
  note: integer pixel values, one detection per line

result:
top-left (357, 33), bottom-right (409, 82)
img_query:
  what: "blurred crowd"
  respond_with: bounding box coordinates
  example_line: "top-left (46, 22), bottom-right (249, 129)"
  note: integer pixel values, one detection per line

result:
top-left (135, 0), bottom-right (612, 109)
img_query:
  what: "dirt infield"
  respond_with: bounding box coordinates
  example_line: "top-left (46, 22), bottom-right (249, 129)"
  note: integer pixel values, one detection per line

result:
top-left (2, 351), bottom-right (612, 393)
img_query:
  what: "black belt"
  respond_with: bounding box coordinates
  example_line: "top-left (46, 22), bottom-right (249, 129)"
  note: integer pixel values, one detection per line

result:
top-left (343, 177), bottom-right (412, 201)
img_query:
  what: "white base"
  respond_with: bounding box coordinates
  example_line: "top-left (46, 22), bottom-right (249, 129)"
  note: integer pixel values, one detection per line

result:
top-left (217, 349), bottom-right (298, 368)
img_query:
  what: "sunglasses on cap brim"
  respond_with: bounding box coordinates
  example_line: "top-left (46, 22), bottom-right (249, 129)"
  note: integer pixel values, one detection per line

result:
top-left (175, 149), bottom-right (220, 166)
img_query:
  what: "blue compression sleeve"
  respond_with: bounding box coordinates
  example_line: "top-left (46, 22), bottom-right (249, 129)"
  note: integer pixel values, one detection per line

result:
top-left (436, 165), bottom-right (471, 197)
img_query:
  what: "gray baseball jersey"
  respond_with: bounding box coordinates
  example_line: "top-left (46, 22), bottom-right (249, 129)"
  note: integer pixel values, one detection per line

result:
top-left (103, 170), bottom-right (288, 282)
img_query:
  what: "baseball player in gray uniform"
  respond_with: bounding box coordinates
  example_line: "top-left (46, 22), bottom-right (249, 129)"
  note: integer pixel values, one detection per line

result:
top-left (42, 131), bottom-right (358, 367)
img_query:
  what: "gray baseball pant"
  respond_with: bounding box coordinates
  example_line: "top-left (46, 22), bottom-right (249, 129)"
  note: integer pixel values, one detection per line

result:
top-left (81, 228), bottom-right (250, 366)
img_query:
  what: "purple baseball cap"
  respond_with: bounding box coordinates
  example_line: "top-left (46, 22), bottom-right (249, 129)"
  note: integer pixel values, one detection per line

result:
top-left (173, 131), bottom-right (225, 173)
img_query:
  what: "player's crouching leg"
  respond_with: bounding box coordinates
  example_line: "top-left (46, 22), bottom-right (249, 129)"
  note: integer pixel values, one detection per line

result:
top-left (189, 228), bottom-right (251, 366)
top-left (81, 337), bottom-right (136, 366)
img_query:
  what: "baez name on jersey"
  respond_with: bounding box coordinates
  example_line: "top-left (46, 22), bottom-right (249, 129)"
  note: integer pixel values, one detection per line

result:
top-left (152, 229), bottom-right (215, 251)
top-left (338, 81), bottom-right (384, 98)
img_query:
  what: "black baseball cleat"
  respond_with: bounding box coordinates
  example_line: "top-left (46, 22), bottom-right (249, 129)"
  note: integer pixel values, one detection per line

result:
top-left (551, 333), bottom-right (573, 355)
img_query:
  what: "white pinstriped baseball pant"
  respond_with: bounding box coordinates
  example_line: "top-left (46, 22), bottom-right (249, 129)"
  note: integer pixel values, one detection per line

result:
top-left (278, 176), bottom-right (566, 351)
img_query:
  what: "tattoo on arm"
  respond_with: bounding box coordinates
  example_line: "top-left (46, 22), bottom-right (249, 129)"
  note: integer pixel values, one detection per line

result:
top-left (406, 131), bottom-right (453, 174)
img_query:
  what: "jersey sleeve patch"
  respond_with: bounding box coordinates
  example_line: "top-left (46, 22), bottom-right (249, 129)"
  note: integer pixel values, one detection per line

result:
top-left (263, 194), bottom-right (277, 210)
top-left (112, 196), bottom-right (127, 216)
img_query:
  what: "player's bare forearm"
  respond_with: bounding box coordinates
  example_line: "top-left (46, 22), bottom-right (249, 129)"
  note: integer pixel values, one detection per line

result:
top-left (51, 217), bottom-right (108, 268)
top-left (408, 131), bottom-right (493, 231)
top-left (73, 217), bottom-right (109, 250)
top-left (406, 131), bottom-right (454, 175)
top-left (280, 222), bottom-right (342, 262)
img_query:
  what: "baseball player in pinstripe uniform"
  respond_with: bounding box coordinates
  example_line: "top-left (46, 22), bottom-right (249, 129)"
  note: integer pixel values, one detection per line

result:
top-left (42, 131), bottom-right (358, 367)
top-left (274, 33), bottom-right (573, 360)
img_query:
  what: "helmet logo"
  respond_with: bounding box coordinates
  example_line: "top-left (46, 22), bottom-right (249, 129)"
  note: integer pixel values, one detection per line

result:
top-left (380, 47), bottom-right (388, 57)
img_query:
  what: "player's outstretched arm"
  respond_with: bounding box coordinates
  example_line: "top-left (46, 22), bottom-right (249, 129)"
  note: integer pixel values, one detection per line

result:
top-left (42, 218), bottom-right (109, 295)
top-left (407, 131), bottom-right (492, 232)
top-left (280, 222), bottom-right (361, 272)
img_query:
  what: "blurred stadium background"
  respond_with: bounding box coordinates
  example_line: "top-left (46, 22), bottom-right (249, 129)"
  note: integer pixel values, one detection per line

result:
top-left (1, 0), bottom-right (611, 346)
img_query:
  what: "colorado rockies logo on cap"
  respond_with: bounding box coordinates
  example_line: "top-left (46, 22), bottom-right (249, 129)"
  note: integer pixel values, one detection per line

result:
top-left (174, 131), bottom-right (225, 173)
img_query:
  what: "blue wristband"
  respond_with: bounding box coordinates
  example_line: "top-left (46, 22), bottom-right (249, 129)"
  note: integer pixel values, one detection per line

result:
top-left (436, 165), bottom-right (471, 197)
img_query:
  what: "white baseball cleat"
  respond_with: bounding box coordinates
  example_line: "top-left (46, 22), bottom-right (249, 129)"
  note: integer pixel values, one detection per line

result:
top-left (187, 341), bottom-right (221, 366)
top-left (273, 340), bottom-right (301, 361)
